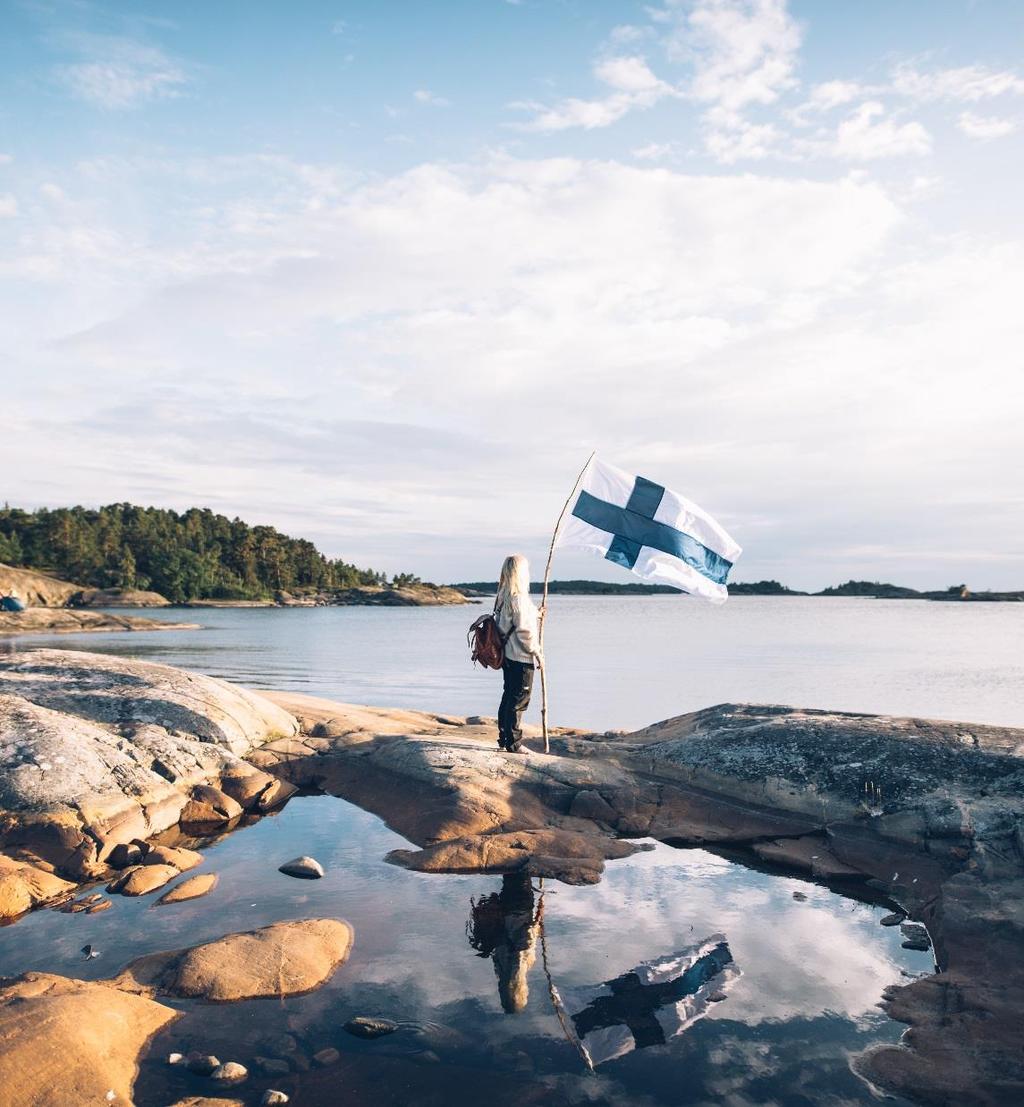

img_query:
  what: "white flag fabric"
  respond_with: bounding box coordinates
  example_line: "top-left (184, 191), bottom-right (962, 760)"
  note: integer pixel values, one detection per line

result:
top-left (557, 457), bottom-right (742, 603)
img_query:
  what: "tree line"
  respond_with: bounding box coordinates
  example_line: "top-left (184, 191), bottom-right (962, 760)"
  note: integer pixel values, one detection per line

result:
top-left (0, 504), bottom-right (395, 602)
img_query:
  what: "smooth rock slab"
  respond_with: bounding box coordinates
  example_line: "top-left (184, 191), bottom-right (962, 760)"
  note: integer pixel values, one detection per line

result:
top-left (0, 972), bottom-right (177, 1106)
top-left (158, 873), bottom-right (218, 904)
top-left (120, 919), bottom-right (354, 1001)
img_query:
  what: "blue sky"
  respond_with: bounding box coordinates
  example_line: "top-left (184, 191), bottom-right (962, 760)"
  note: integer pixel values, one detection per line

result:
top-left (2, 0), bottom-right (1022, 588)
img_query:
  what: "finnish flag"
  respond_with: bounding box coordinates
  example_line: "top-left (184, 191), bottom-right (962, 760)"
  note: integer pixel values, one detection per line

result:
top-left (557, 457), bottom-right (742, 604)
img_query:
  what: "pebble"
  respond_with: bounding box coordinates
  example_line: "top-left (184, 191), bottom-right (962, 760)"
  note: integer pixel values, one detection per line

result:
top-left (278, 855), bottom-right (325, 879)
top-left (879, 912), bottom-right (905, 926)
top-left (86, 899), bottom-right (112, 914)
top-left (167, 1053), bottom-right (184, 1065)
top-left (313, 1047), bottom-right (340, 1066)
top-left (210, 1061), bottom-right (248, 1084)
top-left (262, 1093), bottom-right (290, 1106)
top-left (185, 1052), bottom-right (220, 1075)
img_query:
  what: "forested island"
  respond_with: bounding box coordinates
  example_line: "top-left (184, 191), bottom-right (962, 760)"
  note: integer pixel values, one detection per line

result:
top-left (0, 505), bottom-right (409, 603)
top-left (453, 578), bottom-right (1023, 600)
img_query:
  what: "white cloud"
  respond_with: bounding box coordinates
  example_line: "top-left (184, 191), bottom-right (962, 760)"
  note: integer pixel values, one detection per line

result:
top-left (414, 89), bottom-right (451, 107)
top-left (632, 141), bottom-right (679, 160)
top-left (892, 62), bottom-right (1024, 103)
top-left (513, 55), bottom-right (675, 132)
top-left (831, 101), bottom-right (931, 160)
top-left (956, 111), bottom-right (1016, 140)
top-left (55, 36), bottom-right (189, 109)
top-left (0, 194), bottom-right (17, 217)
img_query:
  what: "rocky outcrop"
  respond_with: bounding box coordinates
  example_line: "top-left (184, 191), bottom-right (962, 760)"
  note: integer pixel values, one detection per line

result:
top-left (118, 919), bottom-right (354, 1001)
top-left (0, 972), bottom-right (178, 1107)
top-left (256, 691), bottom-right (1024, 1107)
top-left (69, 587), bottom-right (170, 607)
top-left (0, 649), bottom-right (298, 889)
top-left (0, 608), bottom-right (198, 636)
top-left (0, 563), bottom-right (81, 607)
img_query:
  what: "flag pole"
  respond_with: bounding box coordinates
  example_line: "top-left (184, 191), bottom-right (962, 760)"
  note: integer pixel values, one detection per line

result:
top-left (539, 450), bottom-right (596, 753)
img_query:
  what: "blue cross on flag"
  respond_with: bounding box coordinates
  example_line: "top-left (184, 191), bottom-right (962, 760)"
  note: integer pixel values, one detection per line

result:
top-left (557, 457), bottom-right (742, 604)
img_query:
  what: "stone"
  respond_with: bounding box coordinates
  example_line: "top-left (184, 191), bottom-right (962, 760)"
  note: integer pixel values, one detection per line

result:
top-left (145, 844), bottom-right (203, 871)
top-left (86, 898), bottom-right (112, 913)
top-left (186, 1053), bottom-right (221, 1075)
top-left (708, 990), bottom-right (728, 1002)
top-left (900, 921), bottom-right (930, 944)
top-left (313, 1047), bottom-right (340, 1066)
top-left (210, 1061), bottom-right (247, 1085)
top-left (262, 1093), bottom-right (290, 1106)
top-left (120, 919), bottom-right (354, 1001)
top-left (169, 1052), bottom-right (184, 1064)
top-left (107, 863), bottom-right (178, 896)
top-left (0, 609), bottom-right (198, 636)
top-left (0, 972), bottom-right (176, 1105)
top-left (278, 855), bottom-right (324, 879)
top-left (0, 563), bottom-right (81, 607)
top-left (880, 912), bottom-right (905, 926)
top-left (158, 873), bottom-right (218, 904)
top-left (108, 842), bottom-right (144, 869)
top-left (344, 1016), bottom-right (400, 1039)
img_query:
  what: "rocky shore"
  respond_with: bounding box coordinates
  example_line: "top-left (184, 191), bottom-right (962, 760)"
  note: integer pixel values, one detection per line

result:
top-left (0, 649), bottom-right (1020, 1106)
top-left (0, 608), bottom-right (199, 636)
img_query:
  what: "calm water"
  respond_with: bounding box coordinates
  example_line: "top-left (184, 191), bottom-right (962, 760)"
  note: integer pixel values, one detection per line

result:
top-left (3, 596), bottom-right (1009, 1104)
top-left (5, 595), bottom-right (1021, 729)
top-left (1, 797), bottom-right (929, 1106)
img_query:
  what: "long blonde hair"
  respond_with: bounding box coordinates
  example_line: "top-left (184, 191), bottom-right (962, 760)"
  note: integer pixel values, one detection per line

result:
top-left (497, 554), bottom-right (530, 610)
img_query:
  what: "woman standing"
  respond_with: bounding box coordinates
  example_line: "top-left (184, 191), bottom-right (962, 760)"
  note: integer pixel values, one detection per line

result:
top-left (494, 553), bottom-right (541, 753)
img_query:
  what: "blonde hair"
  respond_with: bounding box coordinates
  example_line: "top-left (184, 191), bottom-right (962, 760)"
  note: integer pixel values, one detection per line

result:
top-left (497, 554), bottom-right (530, 608)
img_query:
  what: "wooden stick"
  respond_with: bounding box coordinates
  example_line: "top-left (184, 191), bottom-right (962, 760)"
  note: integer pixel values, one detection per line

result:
top-left (535, 880), bottom-right (595, 1073)
top-left (539, 450), bottom-right (596, 752)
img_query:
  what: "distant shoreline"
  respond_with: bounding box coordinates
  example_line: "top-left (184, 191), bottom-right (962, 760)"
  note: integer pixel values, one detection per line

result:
top-left (451, 579), bottom-right (1024, 602)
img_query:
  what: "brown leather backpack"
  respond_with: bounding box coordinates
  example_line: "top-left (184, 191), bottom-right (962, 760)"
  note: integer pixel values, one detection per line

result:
top-left (467, 604), bottom-right (511, 669)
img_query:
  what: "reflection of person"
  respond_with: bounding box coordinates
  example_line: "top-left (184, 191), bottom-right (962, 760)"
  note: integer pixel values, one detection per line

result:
top-left (494, 554), bottom-right (541, 754)
top-left (467, 872), bottom-right (540, 1012)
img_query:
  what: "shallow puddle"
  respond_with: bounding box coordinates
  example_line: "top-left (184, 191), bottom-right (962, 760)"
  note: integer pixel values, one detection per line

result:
top-left (0, 795), bottom-right (931, 1105)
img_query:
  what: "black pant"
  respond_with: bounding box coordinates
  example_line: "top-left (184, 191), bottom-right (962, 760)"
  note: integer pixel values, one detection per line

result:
top-left (498, 658), bottom-right (534, 750)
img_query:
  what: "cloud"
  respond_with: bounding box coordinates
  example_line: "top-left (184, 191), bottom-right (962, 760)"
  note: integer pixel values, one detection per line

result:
top-left (512, 55), bottom-right (675, 132)
top-left (414, 89), bottom-right (451, 107)
top-left (55, 35), bottom-right (189, 109)
top-left (892, 62), bottom-right (1024, 103)
top-left (0, 194), bottom-right (17, 217)
top-left (830, 101), bottom-right (932, 160)
top-left (956, 111), bottom-right (1016, 140)
top-left (664, 0), bottom-right (802, 110)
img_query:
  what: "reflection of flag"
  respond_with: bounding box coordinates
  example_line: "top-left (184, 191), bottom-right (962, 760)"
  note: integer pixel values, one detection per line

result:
top-left (557, 457), bottom-right (741, 604)
top-left (562, 934), bottom-right (739, 1066)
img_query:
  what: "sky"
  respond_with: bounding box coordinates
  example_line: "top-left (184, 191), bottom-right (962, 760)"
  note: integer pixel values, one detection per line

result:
top-left (1, 0), bottom-right (1022, 590)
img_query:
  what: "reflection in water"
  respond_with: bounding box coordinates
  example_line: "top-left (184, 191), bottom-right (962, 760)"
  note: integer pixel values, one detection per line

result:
top-left (563, 935), bottom-right (739, 1067)
top-left (467, 873), bottom-right (540, 1013)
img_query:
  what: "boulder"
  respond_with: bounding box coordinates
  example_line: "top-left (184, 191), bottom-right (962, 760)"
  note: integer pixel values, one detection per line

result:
top-left (120, 919), bottom-right (354, 1001)
top-left (179, 785), bottom-right (244, 831)
top-left (145, 844), bottom-right (203, 870)
top-left (158, 873), bottom-right (218, 904)
top-left (0, 972), bottom-right (177, 1106)
top-left (344, 1016), bottom-right (400, 1039)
